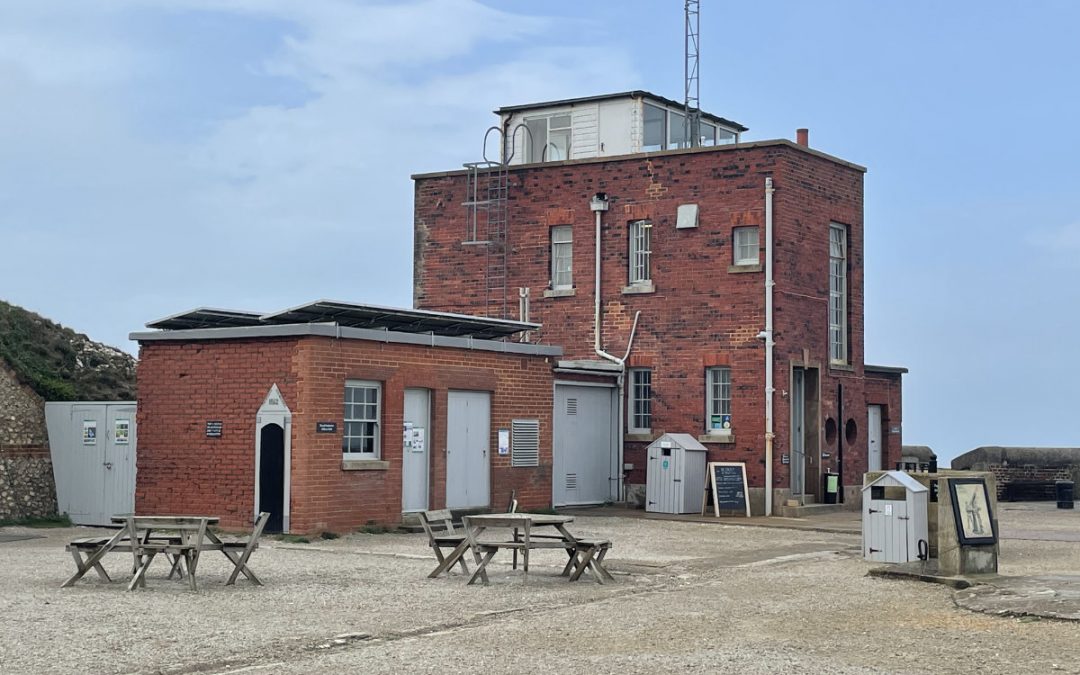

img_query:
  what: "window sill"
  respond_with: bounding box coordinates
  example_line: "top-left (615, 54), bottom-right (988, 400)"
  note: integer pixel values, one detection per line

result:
top-left (342, 459), bottom-right (389, 471)
top-left (728, 263), bottom-right (762, 274)
top-left (624, 432), bottom-right (655, 442)
top-left (698, 433), bottom-right (735, 445)
top-left (622, 282), bottom-right (655, 295)
top-left (829, 363), bottom-right (854, 372)
top-left (543, 288), bottom-right (576, 298)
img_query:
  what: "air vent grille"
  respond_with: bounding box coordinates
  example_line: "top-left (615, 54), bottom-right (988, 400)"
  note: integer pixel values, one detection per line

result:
top-left (566, 398), bottom-right (578, 415)
top-left (511, 419), bottom-right (540, 467)
top-left (565, 473), bottom-right (578, 490)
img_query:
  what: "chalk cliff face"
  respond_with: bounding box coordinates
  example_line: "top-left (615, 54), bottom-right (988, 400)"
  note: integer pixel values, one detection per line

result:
top-left (0, 300), bottom-right (136, 402)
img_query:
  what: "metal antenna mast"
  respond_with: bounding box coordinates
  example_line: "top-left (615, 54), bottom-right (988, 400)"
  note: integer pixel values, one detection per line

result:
top-left (684, 0), bottom-right (701, 148)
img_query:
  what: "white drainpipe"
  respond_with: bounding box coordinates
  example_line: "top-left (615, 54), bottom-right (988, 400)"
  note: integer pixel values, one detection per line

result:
top-left (764, 177), bottom-right (776, 516)
top-left (591, 193), bottom-right (641, 502)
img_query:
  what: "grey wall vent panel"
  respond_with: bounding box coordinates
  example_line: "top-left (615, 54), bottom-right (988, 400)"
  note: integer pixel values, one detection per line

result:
top-left (566, 398), bottom-right (578, 415)
top-left (565, 473), bottom-right (578, 490)
top-left (511, 419), bottom-right (540, 467)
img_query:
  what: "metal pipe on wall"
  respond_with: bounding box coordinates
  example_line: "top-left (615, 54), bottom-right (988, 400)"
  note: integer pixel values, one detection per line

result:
top-left (764, 177), bottom-right (776, 516)
top-left (591, 192), bottom-right (640, 503)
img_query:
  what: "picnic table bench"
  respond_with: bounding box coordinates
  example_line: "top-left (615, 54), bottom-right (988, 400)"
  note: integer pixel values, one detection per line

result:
top-left (62, 513), bottom-right (269, 591)
top-left (460, 513), bottom-right (613, 585)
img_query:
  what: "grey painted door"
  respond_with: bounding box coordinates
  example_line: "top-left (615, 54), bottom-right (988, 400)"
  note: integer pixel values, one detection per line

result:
top-left (103, 404), bottom-right (136, 519)
top-left (402, 388), bottom-right (431, 512)
top-left (446, 391), bottom-right (490, 509)
top-left (553, 384), bottom-right (616, 506)
top-left (791, 370), bottom-right (806, 496)
top-left (865, 497), bottom-right (908, 563)
top-left (69, 404), bottom-right (107, 524)
top-left (868, 405), bottom-right (883, 472)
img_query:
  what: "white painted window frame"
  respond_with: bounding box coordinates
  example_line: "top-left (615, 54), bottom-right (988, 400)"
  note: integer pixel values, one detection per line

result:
top-left (705, 367), bottom-right (732, 434)
top-left (550, 225), bottom-right (573, 290)
top-left (629, 219), bottom-right (652, 285)
top-left (628, 368), bottom-right (652, 433)
top-left (343, 380), bottom-right (381, 459)
top-left (733, 226), bottom-right (760, 266)
top-left (525, 112), bottom-right (572, 162)
top-left (829, 223), bottom-right (848, 365)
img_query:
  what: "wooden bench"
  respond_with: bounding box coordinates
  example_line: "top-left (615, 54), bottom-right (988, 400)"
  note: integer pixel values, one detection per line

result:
top-left (419, 509), bottom-right (471, 578)
top-left (566, 539), bottom-right (614, 583)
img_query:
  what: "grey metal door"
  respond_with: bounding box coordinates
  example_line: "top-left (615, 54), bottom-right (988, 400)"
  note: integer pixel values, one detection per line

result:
top-left (791, 370), bottom-right (806, 496)
top-left (103, 404), bottom-right (137, 518)
top-left (867, 405), bottom-right (883, 472)
top-left (553, 384), bottom-right (615, 506)
top-left (402, 388), bottom-right (431, 512)
top-left (446, 391), bottom-right (490, 509)
top-left (70, 404), bottom-right (107, 524)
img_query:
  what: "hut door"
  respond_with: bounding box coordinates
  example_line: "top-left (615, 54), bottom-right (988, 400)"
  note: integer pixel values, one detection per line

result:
top-left (255, 384), bottom-right (292, 533)
top-left (402, 388), bottom-right (431, 513)
top-left (791, 370), bottom-right (806, 497)
top-left (867, 405), bottom-right (883, 471)
top-left (445, 391), bottom-right (490, 509)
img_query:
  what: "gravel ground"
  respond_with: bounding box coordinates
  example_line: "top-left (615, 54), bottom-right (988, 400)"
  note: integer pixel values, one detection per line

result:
top-left (1, 505), bottom-right (1078, 674)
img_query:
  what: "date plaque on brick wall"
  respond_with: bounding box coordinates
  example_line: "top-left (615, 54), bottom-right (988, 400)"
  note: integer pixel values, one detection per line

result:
top-left (316, 422), bottom-right (337, 433)
top-left (205, 420), bottom-right (223, 437)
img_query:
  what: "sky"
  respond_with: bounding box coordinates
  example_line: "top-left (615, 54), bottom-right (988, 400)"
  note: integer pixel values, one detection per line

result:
top-left (1, 0), bottom-right (1078, 464)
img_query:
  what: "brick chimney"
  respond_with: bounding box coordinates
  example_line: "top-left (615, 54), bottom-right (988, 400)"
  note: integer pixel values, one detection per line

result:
top-left (796, 128), bottom-right (809, 147)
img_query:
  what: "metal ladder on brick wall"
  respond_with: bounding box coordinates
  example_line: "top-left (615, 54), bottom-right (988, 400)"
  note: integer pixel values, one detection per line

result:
top-left (462, 159), bottom-right (508, 319)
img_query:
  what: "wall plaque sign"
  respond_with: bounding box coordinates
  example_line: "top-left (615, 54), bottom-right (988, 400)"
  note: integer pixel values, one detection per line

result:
top-left (205, 420), bottom-right (223, 438)
top-left (316, 422), bottom-right (337, 433)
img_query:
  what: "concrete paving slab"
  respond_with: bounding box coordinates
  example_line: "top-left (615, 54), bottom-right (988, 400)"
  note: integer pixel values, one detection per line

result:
top-left (956, 575), bottom-right (1080, 621)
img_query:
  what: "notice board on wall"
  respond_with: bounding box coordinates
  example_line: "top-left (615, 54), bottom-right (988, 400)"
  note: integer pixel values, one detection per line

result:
top-left (701, 461), bottom-right (751, 518)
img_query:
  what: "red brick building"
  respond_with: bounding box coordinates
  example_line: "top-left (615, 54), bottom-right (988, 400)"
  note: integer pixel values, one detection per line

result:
top-left (131, 304), bottom-right (559, 533)
top-left (413, 92), bottom-right (905, 514)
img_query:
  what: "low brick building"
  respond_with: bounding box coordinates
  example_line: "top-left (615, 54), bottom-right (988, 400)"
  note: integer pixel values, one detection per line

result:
top-left (131, 303), bottom-right (560, 533)
top-left (413, 91), bottom-right (905, 513)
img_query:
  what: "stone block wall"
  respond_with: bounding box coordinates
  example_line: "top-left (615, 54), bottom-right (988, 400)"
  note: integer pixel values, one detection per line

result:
top-left (0, 362), bottom-right (57, 520)
top-left (0, 445), bottom-right (57, 520)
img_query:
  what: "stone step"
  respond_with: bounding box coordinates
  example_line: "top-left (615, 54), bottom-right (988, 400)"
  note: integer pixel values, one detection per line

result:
top-left (777, 502), bottom-right (847, 518)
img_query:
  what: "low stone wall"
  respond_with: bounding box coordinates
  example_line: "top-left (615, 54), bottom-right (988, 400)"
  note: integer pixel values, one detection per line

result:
top-left (0, 445), bottom-right (57, 520)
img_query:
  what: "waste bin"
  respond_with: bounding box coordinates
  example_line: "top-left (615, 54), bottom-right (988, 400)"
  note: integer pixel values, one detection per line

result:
top-left (1057, 480), bottom-right (1074, 509)
top-left (823, 471), bottom-right (840, 504)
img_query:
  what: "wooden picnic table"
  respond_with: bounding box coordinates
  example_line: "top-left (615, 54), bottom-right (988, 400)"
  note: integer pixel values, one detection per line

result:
top-left (460, 513), bottom-right (613, 585)
top-left (62, 513), bottom-right (267, 591)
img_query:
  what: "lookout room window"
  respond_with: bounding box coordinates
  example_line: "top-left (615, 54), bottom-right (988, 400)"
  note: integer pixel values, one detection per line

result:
top-left (667, 110), bottom-right (689, 150)
top-left (643, 103), bottom-right (666, 152)
top-left (733, 226), bottom-right (760, 266)
top-left (343, 380), bottom-right (381, 458)
top-left (829, 223), bottom-right (848, 365)
top-left (629, 220), bottom-right (652, 285)
top-left (550, 225), bottom-right (573, 290)
top-left (706, 367), bottom-right (732, 434)
top-left (526, 114), bottom-right (571, 162)
top-left (629, 368), bottom-right (652, 433)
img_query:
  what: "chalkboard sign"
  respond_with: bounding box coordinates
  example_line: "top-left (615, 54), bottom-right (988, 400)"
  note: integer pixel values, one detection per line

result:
top-left (701, 461), bottom-right (751, 518)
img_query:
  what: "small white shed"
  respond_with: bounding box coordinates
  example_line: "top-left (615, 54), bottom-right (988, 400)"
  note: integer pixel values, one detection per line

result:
top-left (646, 433), bottom-right (707, 514)
top-left (862, 471), bottom-right (929, 564)
top-left (45, 402), bottom-right (137, 526)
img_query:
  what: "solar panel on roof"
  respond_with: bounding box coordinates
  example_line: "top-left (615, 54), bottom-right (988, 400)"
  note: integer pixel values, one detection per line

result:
top-left (260, 300), bottom-right (538, 340)
top-left (145, 308), bottom-right (265, 330)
